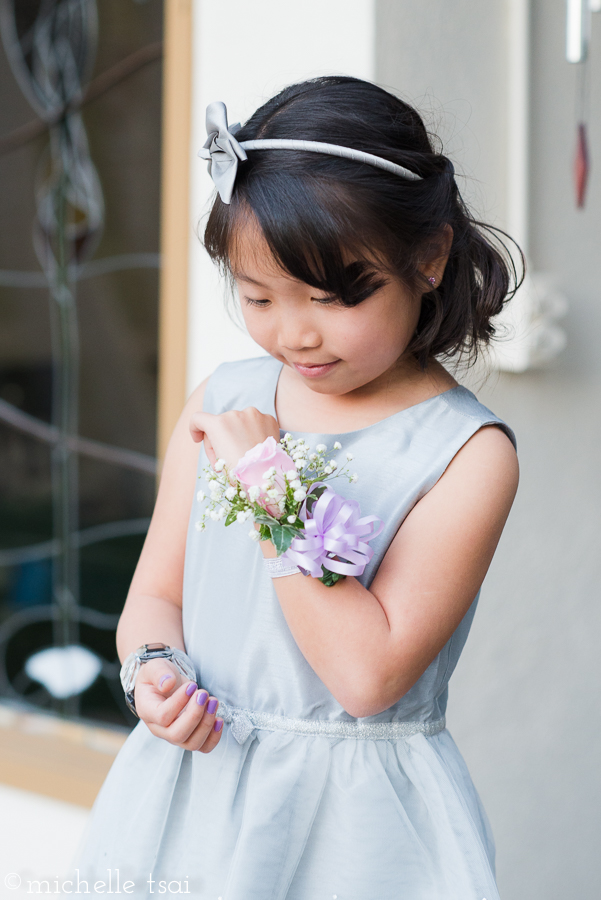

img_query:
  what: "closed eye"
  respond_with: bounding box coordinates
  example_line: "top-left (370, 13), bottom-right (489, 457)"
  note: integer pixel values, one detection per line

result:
top-left (243, 296), bottom-right (271, 307)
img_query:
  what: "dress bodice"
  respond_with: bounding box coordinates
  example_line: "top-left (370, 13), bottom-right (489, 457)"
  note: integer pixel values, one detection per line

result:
top-left (182, 354), bottom-right (516, 726)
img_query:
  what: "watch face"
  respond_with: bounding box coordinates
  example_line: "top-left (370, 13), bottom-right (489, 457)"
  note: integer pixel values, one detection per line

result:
top-left (145, 642), bottom-right (169, 651)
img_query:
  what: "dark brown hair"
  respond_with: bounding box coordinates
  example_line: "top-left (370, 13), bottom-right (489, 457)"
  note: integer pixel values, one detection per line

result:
top-left (203, 75), bottom-right (524, 368)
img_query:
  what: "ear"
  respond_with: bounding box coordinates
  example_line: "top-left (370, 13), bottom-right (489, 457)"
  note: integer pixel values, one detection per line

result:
top-left (418, 224), bottom-right (454, 290)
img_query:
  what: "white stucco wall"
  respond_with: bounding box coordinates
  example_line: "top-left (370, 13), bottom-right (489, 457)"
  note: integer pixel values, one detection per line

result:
top-left (377, 2), bottom-right (601, 897)
top-left (186, 0), bottom-right (375, 393)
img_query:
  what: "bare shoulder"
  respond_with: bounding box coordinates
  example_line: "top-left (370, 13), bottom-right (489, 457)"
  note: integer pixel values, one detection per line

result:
top-left (446, 423), bottom-right (519, 498)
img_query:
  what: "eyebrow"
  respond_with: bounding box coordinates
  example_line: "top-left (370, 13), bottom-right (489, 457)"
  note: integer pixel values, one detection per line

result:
top-left (231, 271), bottom-right (269, 288)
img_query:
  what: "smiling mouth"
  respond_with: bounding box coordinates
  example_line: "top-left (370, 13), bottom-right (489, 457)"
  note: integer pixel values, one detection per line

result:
top-left (293, 360), bottom-right (340, 377)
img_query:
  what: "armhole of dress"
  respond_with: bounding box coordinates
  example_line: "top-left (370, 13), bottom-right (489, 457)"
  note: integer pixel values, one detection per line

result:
top-left (476, 418), bottom-right (518, 452)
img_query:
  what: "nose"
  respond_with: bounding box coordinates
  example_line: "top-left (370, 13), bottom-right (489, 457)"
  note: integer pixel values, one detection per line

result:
top-left (278, 311), bottom-right (322, 352)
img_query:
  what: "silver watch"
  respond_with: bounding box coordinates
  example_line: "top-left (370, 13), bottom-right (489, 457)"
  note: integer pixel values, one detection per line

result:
top-left (119, 642), bottom-right (197, 718)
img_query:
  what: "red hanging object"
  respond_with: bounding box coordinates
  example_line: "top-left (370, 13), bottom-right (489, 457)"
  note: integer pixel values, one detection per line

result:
top-left (575, 122), bottom-right (590, 208)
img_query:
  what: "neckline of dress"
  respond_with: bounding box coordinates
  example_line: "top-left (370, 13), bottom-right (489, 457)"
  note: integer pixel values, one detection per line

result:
top-left (268, 359), bottom-right (465, 438)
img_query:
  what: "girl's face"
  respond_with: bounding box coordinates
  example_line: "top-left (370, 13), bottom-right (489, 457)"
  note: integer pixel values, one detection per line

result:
top-left (231, 222), bottom-right (424, 398)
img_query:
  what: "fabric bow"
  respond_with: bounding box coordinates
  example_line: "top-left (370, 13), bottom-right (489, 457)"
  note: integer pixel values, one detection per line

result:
top-left (216, 700), bottom-right (256, 744)
top-left (197, 101), bottom-right (246, 204)
top-left (282, 483), bottom-right (384, 578)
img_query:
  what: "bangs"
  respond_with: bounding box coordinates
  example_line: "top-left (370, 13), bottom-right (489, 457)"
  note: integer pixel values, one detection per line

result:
top-left (204, 173), bottom-right (393, 305)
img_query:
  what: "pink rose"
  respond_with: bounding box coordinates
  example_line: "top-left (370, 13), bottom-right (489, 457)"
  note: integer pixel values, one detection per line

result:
top-left (231, 436), bottom-right (295, 517)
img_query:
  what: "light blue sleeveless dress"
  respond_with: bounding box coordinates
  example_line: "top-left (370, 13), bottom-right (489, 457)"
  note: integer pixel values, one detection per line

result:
top-left (70, 354), bottom-right (516, 900)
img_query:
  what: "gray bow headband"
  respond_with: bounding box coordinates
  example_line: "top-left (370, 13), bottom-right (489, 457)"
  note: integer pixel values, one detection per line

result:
top-left (197, 100), bottom-right (423, 204)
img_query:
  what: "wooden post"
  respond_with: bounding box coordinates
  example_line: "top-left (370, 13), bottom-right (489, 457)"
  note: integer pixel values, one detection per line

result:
top-left (157, 0), bottom-right (193, 465)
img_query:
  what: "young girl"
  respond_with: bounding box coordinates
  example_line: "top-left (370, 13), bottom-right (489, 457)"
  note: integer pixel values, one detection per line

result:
top-left (71, 76), bottom-right (519, 900)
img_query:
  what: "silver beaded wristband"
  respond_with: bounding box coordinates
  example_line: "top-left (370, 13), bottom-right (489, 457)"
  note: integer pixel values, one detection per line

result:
top-left (263, 556), bottom-right (302, 578)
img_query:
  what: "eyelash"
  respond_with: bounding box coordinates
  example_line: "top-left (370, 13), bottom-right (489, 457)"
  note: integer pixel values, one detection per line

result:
top-left (243, 296), bottom-right (339, 308)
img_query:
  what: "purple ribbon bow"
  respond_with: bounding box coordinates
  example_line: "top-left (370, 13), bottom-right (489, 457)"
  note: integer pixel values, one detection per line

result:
top-left (282, 482), bottom-right (384, 577)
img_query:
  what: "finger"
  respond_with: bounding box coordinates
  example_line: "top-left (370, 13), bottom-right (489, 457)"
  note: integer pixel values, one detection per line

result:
top-left (196, 717), bottom-right (224, 753)
top-left (203, 434), bottom-right (217, 469)
top-left (139, 676), bottom-right (199, 728)
top-left (171, 693), bottom-right (220, 749)
top-left (189, 411), bottom-right (214, 443)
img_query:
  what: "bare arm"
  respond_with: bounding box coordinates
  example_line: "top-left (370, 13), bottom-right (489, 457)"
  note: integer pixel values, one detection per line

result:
top-left (188, 406), bottom-right (518, 719)
top-left (259, 424), bottom-right (519, 717)
top-left (115, 376), bottom-right (225, 752)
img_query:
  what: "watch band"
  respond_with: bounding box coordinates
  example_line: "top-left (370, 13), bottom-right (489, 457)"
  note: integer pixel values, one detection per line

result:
top-left (119, 643), bottom-right (197, 718)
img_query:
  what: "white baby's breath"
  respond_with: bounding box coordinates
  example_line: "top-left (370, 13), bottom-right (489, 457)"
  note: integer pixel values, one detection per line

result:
top-left (236, 510), bottom-right (247, 522)
top-left (346, 452), bottom-right (354, 461)
top-left (195, 520), bottom-right (205, 532)
top-left (323, 466), bottom-right (333, 475)
top-left (285, 469), bottom-right (297, 480)
top-left (350, 473), bottom-right (359, 483)
top-left (328, 460), bottom-right (337, 469)
top-left (196, 490), bottom-right (205, 502)
top-left (224, 485), bottom-right (237, 501)
top-left (295, 460), bottom-right (304, 469)
top-left (248, 485), bottom-right (260, 502)
top-left (214, 459), bottom-right (226, 472)
top-left (316, 443), bottom-right (327, 453)
top-left (287, 515), bottom-right (297, 524)
top-left (333, 441), bottom-right (342, 450)
top-left (293, 488), bottom-right (307, 502)
top-left (248, 528), bottom-right (261, 541)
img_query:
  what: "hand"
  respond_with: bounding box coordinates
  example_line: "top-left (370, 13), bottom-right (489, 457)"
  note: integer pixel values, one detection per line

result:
top-left (189, 407), bottom-right (280, 473)
top-left (133, 658), bottom-right (223, 753)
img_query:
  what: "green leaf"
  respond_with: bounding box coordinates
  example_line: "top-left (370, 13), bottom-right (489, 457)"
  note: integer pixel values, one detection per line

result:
top-left (318, 566), bottom-right (346, 587)
top-left (268, 523), bottom-right (298, 555)
top-left (225, 509), bottom-right (238, 527)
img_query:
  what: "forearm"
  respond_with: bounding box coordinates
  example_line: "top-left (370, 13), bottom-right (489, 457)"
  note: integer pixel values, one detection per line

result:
top-left (116, 594), bottom-right (186, 665)
top-left (260, 538), bottom-right (393, 717)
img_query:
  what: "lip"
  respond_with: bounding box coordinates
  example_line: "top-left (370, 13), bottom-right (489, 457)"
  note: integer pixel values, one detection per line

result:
top-left (293, 360), bottom-right (340, 378)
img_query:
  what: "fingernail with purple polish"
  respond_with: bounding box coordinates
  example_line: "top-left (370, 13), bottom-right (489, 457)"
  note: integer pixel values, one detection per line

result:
top-left (159, 674), bottom-right (172, 688)
top-left (186, 682), bottom-right (198, 696)
top-left (214, 719), bottom-right (223, 732)
top-left (207, 698), bottom-right (218, 715)
top-left (196, 690), bottom-right (208, 706)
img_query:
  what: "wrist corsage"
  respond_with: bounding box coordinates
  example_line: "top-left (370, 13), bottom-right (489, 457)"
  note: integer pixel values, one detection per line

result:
top-left (195, 434), bottom-right (383, 586)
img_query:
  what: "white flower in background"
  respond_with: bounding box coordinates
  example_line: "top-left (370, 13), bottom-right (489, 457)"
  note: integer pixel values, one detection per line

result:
top-left (261, 481), bottom-right (270, 492)
top-left (196, 490), bottom-right (205, 502)
top-left (262, 466), bottom-right (276, 479)
top-left (248, 485), bottom-right (261, 501)
top-left (309, 453), bottom-right (317, 461)
top-left (287, 515), bottom-right (297, 524)
top-left (195, 520), bottom-right (205, 532)
top-left (210, 489), bottom-right (223, 501)
top-left (278, 497), bottom-right (287, 512)
top-left (350, 473), bottom-right (359, 483)
top-left (346, 452), bottom-right (354, 461)
top-left (224, 485), bottom-right (237, 501)
top-left (316, 443), bottom-right (327, 453)
top-left (293, 488), bottom-right (307, 502)
top-left (239, 489), bottom-right (247, 499)
top-left (328, 460), bottom-right (337, 469)
top-left (295, 460), bottom-right (304, 469)
top-left (333, 441), bottom-right (342, 450)
top-left (323, 466), bottom-right (333, 475)
top-left (249, 528), bottom-right (261, 541)
top-left (267, 488), bottom-right (280, 499)
top-left (285, 469), bottom-right (297, 480)
top-left (290, 479), bottom-right (302, 490)
top-left (207, 479), bottom-right (219, 492)
top-left (209, 509), bottom-right (221, 521)
top-left (214, 459), bottom-right (226, 472)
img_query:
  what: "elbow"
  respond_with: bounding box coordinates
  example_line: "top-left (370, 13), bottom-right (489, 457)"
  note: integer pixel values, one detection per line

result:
top-left (341, 675), bottom-right (407, 720)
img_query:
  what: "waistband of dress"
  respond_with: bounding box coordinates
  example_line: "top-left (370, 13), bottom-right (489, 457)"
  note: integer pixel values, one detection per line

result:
top-left (215, 700), bottom-right (446, 745)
